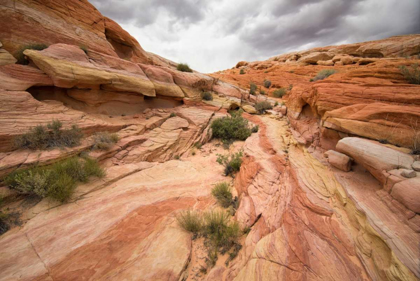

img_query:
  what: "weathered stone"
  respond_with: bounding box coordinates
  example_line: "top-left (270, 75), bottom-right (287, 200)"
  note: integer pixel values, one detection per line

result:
top-left (325, 150), bottom-right (352, 171)
top-left (391, 178), bottom-right (420, 213)
top-left (412, 161), bottom-right (420, 171)
top-left (242, 105), bottom-right (257, 114)
top-left (401, 169), bottom-right (417, 178)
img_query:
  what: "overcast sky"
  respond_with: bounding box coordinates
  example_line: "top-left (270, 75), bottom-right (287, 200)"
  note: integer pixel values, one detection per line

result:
top-left (91, 0), bottom-right (420, 73)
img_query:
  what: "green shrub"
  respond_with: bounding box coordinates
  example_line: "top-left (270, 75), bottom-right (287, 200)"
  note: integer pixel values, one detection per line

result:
top-left (239, 69), bottom-right (245, 75)
top-left (211, 114), bottom-right (251, 144)
top-left (15, 44), bottom-right (48, 65)
top-left (260, 90), bottom-right (266, 95)
top-left (170, 112), bottom-right (177, 118)
top-left (177, 210), bottom-right (202, 234)
top-left (212, 182), bottom-right (233, 208)
top-left (399, 64), bottom-right (420, 84)
top-left (254, 101), bottom-right (273, 114)
top-left (263, 79), bottom-right (271, 88)
top-left (249, 83), bottom-right (257, 95)
top-left (251, 125), bottom-right (259, 133)
top-left (312, 69), bottom-right (337, 81)
top-left (13, 120), bottom-right (83, 150)
top-left (5, 157), bottom-right (104, 202)
top-left (201, 92), bottom-right (213, 101)
top-left (216, 151), bottom-right (243, 176)
top-left (91, 132), bottom-right (119, 150)
top-left (194, 142), bottom-right (202, 149)
top-left (273, 88), bottom-right (286, 98)
top-left (177, 63), bottom-right (193, 72)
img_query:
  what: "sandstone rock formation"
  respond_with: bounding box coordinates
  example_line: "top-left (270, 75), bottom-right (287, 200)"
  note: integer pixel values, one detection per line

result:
top-left (0, 1), bottom-right (419, 281)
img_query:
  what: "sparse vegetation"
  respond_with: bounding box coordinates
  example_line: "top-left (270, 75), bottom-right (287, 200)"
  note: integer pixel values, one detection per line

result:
top-left (212, 182), bottom-right (233, 208)
top-left (170, 112), bottom-right (177, 118)
top-left (273, 88), bottom-right (287, 98)
top-left (399, 63), bottom-right (420, 84)
top-left (311, 69), bottom-right (337, 82)
top-left (201, 91), bottom-right (213, 101)
top-left (177, 210), bottom-right (202, 234)
top-left (15, 43), bottom-right (48, 65)
top-left (216, 151), bottom-right (243, 176)
top-left (91, 132), bottom-right (119, 150)
top-left (251, 125), bottom-right (259, 133)
top-left (5, 157), bottom-right (104, 202)
top-left (240, 69), bottom-right (245, 75)
top-left (177, 63), bottom-right (193, 72)
top-left (0, 197), bottom-right (9, 236)
top-left (13, 120), bottom-right (83, 150)
top-left (254, 101), bottom-right (273, 114)
top-left (249, 83), bottom-right (257, 95)
top-left (211, 113), bottom-right (251, 145)
top-left (260, 89), bottom-right (266, 95)
top-left (263, 79), bottom-right (271, 88)
top-left (194, 142), bottom-right (203, 149)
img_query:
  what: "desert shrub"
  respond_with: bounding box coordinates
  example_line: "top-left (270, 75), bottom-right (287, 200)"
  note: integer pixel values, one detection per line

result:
top-left (5, 157), bottom-right (104, 202)
top-left (203, 211), bottom-right (241, 252)
top-left (177, 63), bottom-right (193, 72)
top-left (239, 69), bottom-right (245, 75)
top-left (251, 125), bottom-right (259, 133)
top-left (263, 79), bottom-right (271, 88)
top-left (249, 83), bottom-right (257, 95)
top-left (260, 90), bottom-right (266, 95)
top-left (211, 114), bottom-right (251, 144)
top-left (216, 151), bottom-right (243, 176)
top-left (273, 88), bottom-right (286, 98)
top-left (177, 210), bottom-right (202, 234)
top-left (212, 182), bottom-right (233, 208)
top-left (170, 112), bottom-right (177, 118)
top-left (312, 69), bottom-right (337, 81)
top-left (399, 64), bottom-right (420, 84)
top-left (201, 91), bottom-right (213, 101)
top-left (91, 132), bottom-right (119, 150)
top-left (13, 120), bottom-right (83, 150)
top-left (194, 142), bottom-right (202, 149)
top-left (15, 43), bottom-right (48, 65)
top-left (254, 101), bottom-right (273, 114)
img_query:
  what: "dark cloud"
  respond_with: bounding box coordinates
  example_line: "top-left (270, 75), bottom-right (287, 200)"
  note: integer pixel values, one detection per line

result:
top-left (90, 0), bottom-right (420, 72)
top-left (90, 0), bottom-right (209, 27)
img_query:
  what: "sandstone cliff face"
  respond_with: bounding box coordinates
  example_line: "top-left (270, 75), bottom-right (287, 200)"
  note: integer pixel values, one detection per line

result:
top-left (0, 1), bottom-right (419, 281)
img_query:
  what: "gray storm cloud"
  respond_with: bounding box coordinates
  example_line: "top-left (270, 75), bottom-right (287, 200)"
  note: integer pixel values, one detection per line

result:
top-left (90, 0), bottom-right (420, 72)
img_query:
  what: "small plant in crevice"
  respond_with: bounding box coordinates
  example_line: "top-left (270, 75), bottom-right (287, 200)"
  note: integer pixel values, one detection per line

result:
top-left (194, 142), bottom-right (203, 149)
top-left (201, 91), bottom-right (213, 101)
top-left (177, 63), bottom-right (193, 72)
top-left (254, 101), bottom-right (273, 114)
top-left (91, 132), bottom-right (119, 150)
top-left (216, 151), bottom-right (243, 176)
top-left (211, 182), bottom-right (233, 208)
top-left (80, 45), bottom-right (88, 54)
top-left (5, 157), bottom-right (104, 202)
top-left (399, 63), bottom-right (420, 84)
top-left (311, 69), bottom-right (337, 82)
top-left (263, 79), bottom-right (271, 88)
top-left (13, 120), bottom-right (83, 150)
top-left (273, 88), bottom-right (286, 98)
top-left (239, 68), bottom-right (245, 75)
top-left (251, 125), bottom-right (259, 133)
top-left (249, 82), bottom-right (257, 95)
top-left (15, 43), bottom-right (48, 65)
top-left (169, 112), bottom-right (177, 118)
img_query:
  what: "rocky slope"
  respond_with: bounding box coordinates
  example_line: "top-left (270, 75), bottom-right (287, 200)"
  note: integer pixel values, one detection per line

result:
top-left (0, 1), bottom-right (419, 280)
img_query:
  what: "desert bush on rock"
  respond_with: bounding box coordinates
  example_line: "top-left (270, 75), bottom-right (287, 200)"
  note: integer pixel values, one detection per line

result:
top-left (312, 69), bottom-right (337, 81)
top-left (177, 63), bottom-right (193, 72)
top-left (15, 43), bottom-right (48, 65)
top-left (212, 182), bottom-right (233, 208)
top-left (263, 79), bottom-right (271, 88)
top-left (177, 210), bottom-right (202, 234)
top-left (14, 120), bottom-right (83, 150)
top-left (254, 101), bottom-right (273, 114)
top-left (216, 151), bottom-right (243, 176)
top-left (273, 88), bottom-right (287, 98)
top-left (399, 63), bottom-right (420, 84)
top-left (260, 89), bottom-right (266, 95)
top-left (92, 132), bottom-right (119, 150)
top-left (251, 125), bottom-right (259, 133)
top-left (5, 157), bottom-right (104, 202)
top-left (249, 82), bottom-right (257, 95)
top-left (211, 113), bottom-right (251, 145)
top-left (240, 69), bottom-right (245, 75)
top-left (201, 91), bottom-right (213, 101)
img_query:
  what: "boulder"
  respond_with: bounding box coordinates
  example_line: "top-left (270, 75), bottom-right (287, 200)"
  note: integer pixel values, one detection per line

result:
top-left (336, 137), bottom-right (414, 184)
top-left (317, 60), bottom-right (334, 66)
top-left (139, 64), bottom-right (184, 98)
top-left (401, 169), bottom-right (417, 178)
top-left (236, 61), bottom-right (248, 68)
top-left (242, 105), bottom-right (257, 114)
top-left (325, 150), bottom-right (352, 172)
top-left (299, 52), bottom-right (334, 64)
top-left (391, 178), bottom-right (420, 213)
top-left (412, 161), bottom-right (420, 171)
